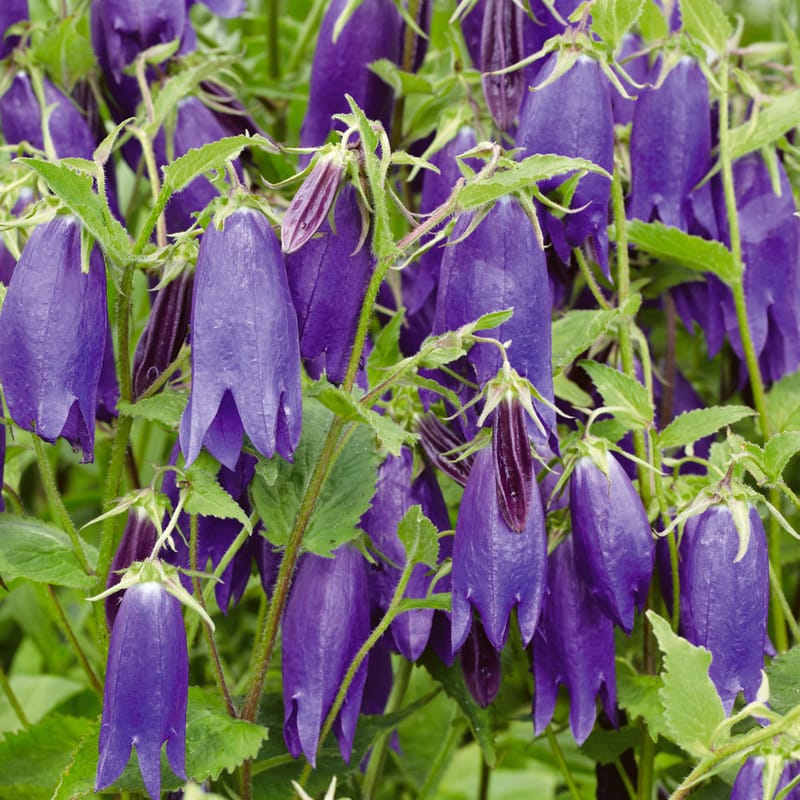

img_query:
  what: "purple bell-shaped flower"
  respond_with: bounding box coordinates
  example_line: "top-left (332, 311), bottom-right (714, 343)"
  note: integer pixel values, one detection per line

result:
top-left (731, 756), bottom-right (800, 799)
top-left (286, 183), bottom-right (373, 384)
top-left (569, 452), bottom-right (654, 633)
top-left (679, 503), bottom-right (769, 713)
top-left (0, 72), bottom-right (96, 158)
top-left (707, 154), bottom-right (800, 383)
top-left (432, 195), bottom-right (555, 436)
top-left (451, 446), bottom-right (547, 653)
top-left (0, 216), bottom-right (108, 462)
top-left (629, 57), bottom-right (717, 238)
top-left (0, 0), bottom-right (27, 59)
top-left (180, 207), bottom-right (302, 470)
top-left (299, 0), bottom-right (401, 153)
top-left (533, 535), bottom-right (617, 744)
top-left (360, 447), bottom-right (451, 661)
top-left (282, 545), bottom-right (370, 766)
top-left (516, 55), bottom-right (614, 274)
top-left (96, 581), bottom-right (188, 799)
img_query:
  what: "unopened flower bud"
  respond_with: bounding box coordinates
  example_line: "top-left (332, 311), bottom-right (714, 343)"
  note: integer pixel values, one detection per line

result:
top-left (480, 0), bottom-right (525, 131)
top-left (492, 394), bottom-right (533, 532)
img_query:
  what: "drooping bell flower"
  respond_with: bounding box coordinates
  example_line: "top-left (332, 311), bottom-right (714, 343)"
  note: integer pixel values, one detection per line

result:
top-left (629, 57), bottom-right (717, 238)
top-left (96, 581), bottom-right (188, 799)
top-left (533, 535), bottom-right (617, 744)
top-left (0, 72), bottom-right (96, 158)
top-left (432, 196), bottom-right (555, 437)
top-left (360, 447), bottom-right (451, 661)
top-left (180, 207), bottom-right (302, 470)
top-left (282, 545), bottom-right (370, 766)
top-left (731, 756), bottom-right (800, 799)
top-left (516, 55), bottom-right (614, 275)
top-left (451, 446), bottom-right (547, 653)
top-left (679, 503), bottom-right (769, 713)
top-left (0, 216), bottom-right (107, 462)
top-left (569, 451), bottom-right (653, 633)
top-left (480, 0), bottom-right (525, 131)
top-left (706, 154), bottom-right (800, 383)
top-left (105, 510), bottom-right (158, 629)
top-left (0, 0), bottom-right (27, 59)
top-left (286, 183), bottom-right (373, 384)
top-left (401, 127), bottom-right (478, 355)
top-left (132, 271), bottom-right (193, 400)
top-left (299, 0), bottom-right (401, 154)
top-left (460, 619), bottom-right (502, 708)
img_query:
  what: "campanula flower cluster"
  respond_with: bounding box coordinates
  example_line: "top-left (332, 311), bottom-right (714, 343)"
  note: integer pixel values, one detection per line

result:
top-left (1, 0), bottom-right (799, 797)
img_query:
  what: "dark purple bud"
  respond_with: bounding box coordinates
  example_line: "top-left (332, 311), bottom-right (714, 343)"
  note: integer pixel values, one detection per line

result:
top-left (460, 0), bottom-right (483, 67)
top-left (360, 448), bottom-right (450, 661)
top-left (132, 272), bottom-right (193, 400)
top-left (96, 323), bottom-right (120, 424)
top-left (105, 511), bottom-right (158, 629)
top-left (0, 216), bottom-right (107, 462)
top-left (480, 0), bottom-right (525, 131)
top-left (0, 0), bottom-right (27, 59)
top-left (415, 413), bottom-right (474, 486)
top-left (533, 536), bottom-right (617, 745)
top-left (492, 395), bottom-right (533, 532)
top-left (0, 72), bottom-right (96, 159)
top-left (569, 453), bottom-right (654, 633)
top-left (299, 0), bottom-right (401, 153)
top-left (516, 55), bottom-right (614, 274)
top-left (451, 446), bottom-right (547, 653)
top-left (286, 183), bottom-right (373, 384)
top-left (629, 58), bottom-right (717, 236)
top-left (281, 151), bottom-right (346, 254)
top-left (679, 503), bottom-right (769, 714)
top-left (96, 581), bottom-right (188, 798)
top-left (180, 208), bottom-right (302, 470)
top-left (460, 619), bottom-right (502, 708)
top-left (282, 545), bottom-right (370, 766)
top-left (708, 154), bottom-right (800, 383)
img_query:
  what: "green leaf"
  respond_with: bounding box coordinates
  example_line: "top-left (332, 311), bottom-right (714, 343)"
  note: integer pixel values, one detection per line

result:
top-left (30, 17), bottom-right (96, 87)
top-left (766, 370), bottom-right (800, 433)
top-left (763, 431), bottom-right (800, 482)
top-left (647, 611), bottom-right (726, 758)
top-left (419, 650), bottom-right (496, 768)
top-left (627, 219), bottom-right (740, 285)
top-left (251, 397), bottom-right (379, 557)
top-left (765, 643), bottom-right (800, 715)
top-left (657, 406), bottom-right (755, 450)
top-left (19, 159), bottom-right (131, 271)
top-left (457, 154), bottom-right (611, 209)
top-left (161, 134), bottom-right (277, 195)
top-left (0, 714), bottom-right (94, 799)
top-left (552, 309), bottom-right (619, 371)
top-left (638, 0), bottom-right (669, 40)
top-left (366, 308), bottom-right (404, 389)
top-left (369, 58), bottom-right (433, 95)
top-left (185, 687), bottom-right (268, 781)
top-left (0, 513), bottom-right (95, 589)
top-left (579, 360), bottom-right (653, 429)
top-left (118, 390), bottom-right (187, 428)
top-left (183, 456), bottom-right (252, 533)
top-left (309, 382), bottom-right (415, 457)
top-left (679, 0), bottom-right (732, 55)
top-left (616, 661), bottom-right (668, 741)
top-left (580, 724), bottom-right (642, 764)
top-left (729, 91), bottom-right (800, 159)
top-left (397, 505), bottom-right (440, 568)
top-left (591, 0), bottom-right (645, 52)
top-left (0, 675), bottom-right (85, 735)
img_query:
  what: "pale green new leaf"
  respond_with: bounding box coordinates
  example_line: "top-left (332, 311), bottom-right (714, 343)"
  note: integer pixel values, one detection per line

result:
top-left (729, 91), bottom-right (800, 159)
top-left (118, 390), bottom-right (188, 428)
top-left (763, 431), bottom-right (800, 481)
top-left (657, 406), bottom-right (755, 450)
top-left (183, 455), bottom-right (252, 532)
top-left (592, 0), bottom-right (645, 52)
top-left (579, 360), bottom-right (653, 429)
top-left (397, 505), bottom-right (440, 568)
top-left (680, 0), bottom-right (732, 55)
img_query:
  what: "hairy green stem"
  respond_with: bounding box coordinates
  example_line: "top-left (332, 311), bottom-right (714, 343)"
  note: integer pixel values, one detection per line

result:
top-left (45, 585), bottom-right (103, 696)
top-left (190, 514), bottom-right (236, 716)
top-left (362, 658), bottom-right (413, 800)
top-left (32, 437), bottom-right (92, 576)
top-left (717, 59), bottom-right (786, 651)
top-left (545, 727), bottom-right (582, 800)
top-left (0, 661), bottom-right (29, 730)
top-left (574, 247), bottom-right (611, 311)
